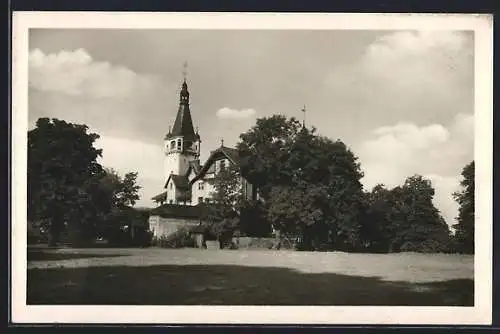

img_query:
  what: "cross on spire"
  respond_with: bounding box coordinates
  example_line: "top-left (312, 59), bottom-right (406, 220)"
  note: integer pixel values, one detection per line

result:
top-left (221, 138), bottom-right (224, 147)
top-left (182, 61), bottom-right (188, 82)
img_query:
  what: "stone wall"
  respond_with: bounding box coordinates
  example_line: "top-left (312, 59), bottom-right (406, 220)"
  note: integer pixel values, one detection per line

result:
top-left (148, 215), bottom-right (200, 239)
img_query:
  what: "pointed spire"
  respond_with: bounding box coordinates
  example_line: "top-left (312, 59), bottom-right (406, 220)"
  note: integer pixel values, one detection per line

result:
top-left (221, 138), bottom-right (224, 147)
top-left (167, 63), bottom-right (196, 141)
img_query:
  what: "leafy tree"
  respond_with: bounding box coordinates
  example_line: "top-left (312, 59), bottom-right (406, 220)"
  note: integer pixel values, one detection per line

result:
top-left (97, 168), bottom-right (144, 245)
top-left (396, 175), bottom-right (452, 253)
top-left (237, 115), bottom-right (303, 199)
top-left (362, 176), bottom-right (453, 253)
top-left (360, 184), bottom-right (395, 252)
top-left (28, 118), bottom-right (105, 245)
top-left (204, 163), bottom-right (245, 246)
top-left (453, 161), bottom-right (475, 254)
top-left (249, 121), bottom-right (366, 251)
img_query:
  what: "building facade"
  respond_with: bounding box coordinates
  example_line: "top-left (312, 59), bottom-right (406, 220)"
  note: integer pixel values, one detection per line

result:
top-left (149, 75), bottom-right (257, 240)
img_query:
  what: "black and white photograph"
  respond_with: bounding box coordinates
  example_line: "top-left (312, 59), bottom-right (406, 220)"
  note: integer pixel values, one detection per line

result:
top-left (11, 12), bottom-right (493, 324)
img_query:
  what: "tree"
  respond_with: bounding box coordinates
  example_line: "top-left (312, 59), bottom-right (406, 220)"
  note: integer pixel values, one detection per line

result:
top-left (246, 121), bottom-right (366, 251)
top-left (453, 161), bottom-right (475, 254)
top-left (397, 175), bottom-right (452, 253)
top-left (360, 184), bottom-right (394, 252)
top-left (237, 115), bottom-right (303, 199)
top-left (28, 118), bottom-right (105, 245)
top-left (204, 163), bottom-right (245, 247)
top-left (97, 168), bottom-right (143, 245)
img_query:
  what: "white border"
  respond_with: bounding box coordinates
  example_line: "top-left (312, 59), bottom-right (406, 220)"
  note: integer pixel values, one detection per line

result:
top-left (11, 12), bottom-right (493, 325)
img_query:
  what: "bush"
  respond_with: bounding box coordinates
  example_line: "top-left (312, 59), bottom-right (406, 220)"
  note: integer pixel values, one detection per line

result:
top-left (152, 227), bottom-right (195, 248)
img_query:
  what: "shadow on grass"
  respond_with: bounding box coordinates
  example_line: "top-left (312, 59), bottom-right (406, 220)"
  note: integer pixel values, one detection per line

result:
top-left (27, 250), bottom-right (128, 262)
top-left (27, 264), bottom-right (473, 306)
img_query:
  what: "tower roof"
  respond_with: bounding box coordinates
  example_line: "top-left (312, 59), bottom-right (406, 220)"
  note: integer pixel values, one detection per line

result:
top-left (166, 79), bottom-right (198, 142)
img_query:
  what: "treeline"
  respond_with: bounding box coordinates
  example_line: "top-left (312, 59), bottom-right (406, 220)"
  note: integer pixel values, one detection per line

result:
top-left (27, 116), bottom-right (474, 254)
top-left (28, 118), bottom-right (151, 247)
top-left (207, 115), bottom-right (474, 254)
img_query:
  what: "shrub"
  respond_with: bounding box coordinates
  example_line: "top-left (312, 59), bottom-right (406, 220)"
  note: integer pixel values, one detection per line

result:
top-left (152, 227), bottom-right (195, 248)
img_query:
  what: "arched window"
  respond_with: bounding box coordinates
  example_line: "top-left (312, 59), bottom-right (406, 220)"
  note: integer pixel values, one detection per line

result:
top-left (177, 139), bottom-right (182, 150)
top-left (170, 141), bottom-right (175, 150)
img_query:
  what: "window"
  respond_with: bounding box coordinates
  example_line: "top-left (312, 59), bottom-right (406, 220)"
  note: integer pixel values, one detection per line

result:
top-left (177, 139), bottom-right (182, 150)
top-left (170, 183), bottom-right (173, 190)
top-left (220, 159), bottom-right (226, 172)
top-left (170, 141), bottom-right (175, 150)
top-left (205, 198), bottom-right (210, 204)
top-left (198, 181), bottom-right (204, 190)
top-left (198, 197), bottom-right (203, 204)
top-left (169, 200), bottom-right (173, 204)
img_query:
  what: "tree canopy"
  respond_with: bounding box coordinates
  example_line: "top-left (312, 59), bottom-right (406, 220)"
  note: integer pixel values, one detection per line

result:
top-left (28, 118), bottom-right (143, 246)
top-left (453, 161), bottom-right (475, 254)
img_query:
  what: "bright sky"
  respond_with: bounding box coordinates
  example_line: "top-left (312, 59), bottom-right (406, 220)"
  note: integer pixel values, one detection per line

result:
top-left (28, 29), bottom-right (474, 226)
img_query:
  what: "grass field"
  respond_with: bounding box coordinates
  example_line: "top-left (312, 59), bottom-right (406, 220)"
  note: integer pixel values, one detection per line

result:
top-left (27, 247), bottom-right (474, 306)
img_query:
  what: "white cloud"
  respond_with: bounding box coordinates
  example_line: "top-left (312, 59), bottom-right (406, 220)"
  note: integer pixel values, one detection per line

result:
top-left (28, 48), bottom-right (176, 145)
top-left (357, 113), bottom-right (473, 226)
top-left (94, 133), bottom-right (164, 208)
top-left (216, 107), bottom-right (256, 119)
top-left (325, 31), bottom-right (473, 129)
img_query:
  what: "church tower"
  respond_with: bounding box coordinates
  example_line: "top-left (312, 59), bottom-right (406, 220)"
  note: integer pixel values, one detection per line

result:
top-left (164, 68), bottom-right (201, 183)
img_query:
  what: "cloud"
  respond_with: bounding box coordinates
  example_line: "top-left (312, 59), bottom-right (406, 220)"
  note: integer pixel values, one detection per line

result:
top-left (28, 48), bottom-right (175, 143)
top-left (94, 132), bottom-right (165, 208)
top-left (357, 113), bottom-right (473, 226)
top-left (29, 48), bottom-right (165, 99)
top-left (216, 107), bottom-right (256, 119)
top-left (324, 30), bottom-right (474, 133)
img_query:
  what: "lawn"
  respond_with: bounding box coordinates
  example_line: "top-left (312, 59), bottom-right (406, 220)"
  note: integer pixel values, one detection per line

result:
top-left (27, 247), bottom-right (474, 306)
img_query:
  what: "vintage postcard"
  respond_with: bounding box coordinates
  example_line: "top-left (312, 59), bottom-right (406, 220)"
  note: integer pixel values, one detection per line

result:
top-left (11, 12), bottom-right (493, 324)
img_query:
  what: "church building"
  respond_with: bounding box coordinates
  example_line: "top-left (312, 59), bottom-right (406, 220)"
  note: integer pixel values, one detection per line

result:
top-left (148, 72), bottom-right (257, 240)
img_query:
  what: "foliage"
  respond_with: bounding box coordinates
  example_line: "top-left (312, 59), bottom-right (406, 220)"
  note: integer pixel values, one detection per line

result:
top-left (203, 163), bottom-right (244, 241)
top-left (240, 119), bottom-right (366, 251)
top-left (152, 227), bottom-right (195, 248)
top-left (239, 200), bottom-right (272, 237)
top-left (28, 118), bottom-right (105, 245)
top-left (362, 176), bottom-right (452, 253)
top-left (237, 115), bottom-right (303, 199)
top-left (453, 161), bottom-right (475, 254)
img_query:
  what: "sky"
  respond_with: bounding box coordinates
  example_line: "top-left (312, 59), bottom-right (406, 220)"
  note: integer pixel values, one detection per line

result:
top-left (27, 29), bottom-right (474, 227)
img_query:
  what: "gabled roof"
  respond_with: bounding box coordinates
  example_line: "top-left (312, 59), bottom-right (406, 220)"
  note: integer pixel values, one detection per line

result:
top-left (187, 159), bottom-right (201, 175)
top-left (151, 191), bottom-right (168, 202)
top-left (191, 146), bottom-right (242, 183)
top-left (165, 174), bottom-right (190, 190)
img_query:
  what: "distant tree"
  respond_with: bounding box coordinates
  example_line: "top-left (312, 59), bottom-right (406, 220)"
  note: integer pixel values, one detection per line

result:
top-left (386, 175), bottom-right (452, 253)
top-left (453, 161), bottom-right (475, 254)
top-left (100, 168), bottom-right (141, 210)
top-left (360, 184), bottom-right (394, 252)
top-left (97, 168), bottom-right (143, 244)
top-left (28, 118), bottom-right (105, 245)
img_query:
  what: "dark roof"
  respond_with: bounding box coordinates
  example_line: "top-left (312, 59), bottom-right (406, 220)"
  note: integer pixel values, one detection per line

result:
top-left (191, 146), bottom-right (242, 183)
top-left (164, 174), bottom-right (190, 190)
top-left (172, 174), bottom-right (189, 189)
top-left (188, 159), bottom-right (201, 174)
top-left (220, 146), bottom-right (241, 165)
top-left (165, 81), bottom-right (197, 142)
top-left (151, 191), bottom-right (168, 201)
top-left (149, 204), bottom-right (213, 219)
